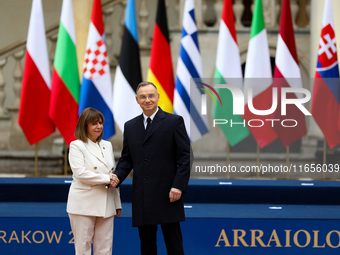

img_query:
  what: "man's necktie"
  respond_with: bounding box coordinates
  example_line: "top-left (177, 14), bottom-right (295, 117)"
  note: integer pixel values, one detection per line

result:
top-left (146, 117), bottom-right (152, 131)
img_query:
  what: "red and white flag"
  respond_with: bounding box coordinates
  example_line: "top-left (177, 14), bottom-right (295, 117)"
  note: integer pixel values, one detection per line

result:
top-left (272, 0), bottom-right (307, 147)
top-left (18, 0), bottom-right (55, 145)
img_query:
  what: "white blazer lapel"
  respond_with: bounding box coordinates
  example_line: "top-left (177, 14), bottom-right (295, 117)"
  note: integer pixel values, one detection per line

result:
top-left (84, 140), bottom-right (108, 167)
top-left (99, 141), bottom-right (110, 167)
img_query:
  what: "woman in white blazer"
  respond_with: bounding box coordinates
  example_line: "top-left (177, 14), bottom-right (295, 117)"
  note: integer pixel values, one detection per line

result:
top-left (67, 107), bottom-right (122, 255)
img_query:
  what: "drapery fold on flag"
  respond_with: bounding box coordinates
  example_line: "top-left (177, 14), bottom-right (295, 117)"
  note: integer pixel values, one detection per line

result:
top-left (18, 0), bottom-right (55, 145)
top-left (311, 0), bottom-right (340, 149)
top-left (212, 0), bottom-right (249, 146)
top-left (244, 0), bottom-right (277, 148)
top-left (174, 0), bottom-right (209, 142)
top-left (147, 0), bottom-right (174, 114)
top-left (50, 0), bottom-right (80, 146)
top-left (113, 0), bottom-right (142, 132)
top-left (79, 0), bottom-right (115, 140)
top-left (272, 0), bottom-right (306, 147)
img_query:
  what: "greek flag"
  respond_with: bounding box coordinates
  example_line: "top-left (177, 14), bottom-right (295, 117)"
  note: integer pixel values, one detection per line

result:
top-left (174, 0), bottom-right (209, 142)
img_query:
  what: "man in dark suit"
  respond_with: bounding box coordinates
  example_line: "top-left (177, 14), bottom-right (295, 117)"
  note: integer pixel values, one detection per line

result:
top-left (111, 81), bottom-right (192, 255)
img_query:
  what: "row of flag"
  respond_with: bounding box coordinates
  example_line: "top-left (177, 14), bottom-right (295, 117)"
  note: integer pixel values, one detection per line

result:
top-left (19, 0), bottom-right (120, 146)
top-left (213, 0), bottom-right (306, 149)
top-left (213, 0), bottom-right (339, 149)
top-left (17, 0), bottom-right (340, 151)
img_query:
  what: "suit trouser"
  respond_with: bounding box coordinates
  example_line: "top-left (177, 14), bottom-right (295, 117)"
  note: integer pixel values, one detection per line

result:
top-left (69, 213), bottom-right (114, 255)
top-left (138, 222), bottom-right (184, 255)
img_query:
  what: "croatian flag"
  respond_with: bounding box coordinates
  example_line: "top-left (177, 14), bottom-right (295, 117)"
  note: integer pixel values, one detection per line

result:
top-left (311, 0), bottom-right (340, 149)
top-left (79, 0), bottom-right (115, 139)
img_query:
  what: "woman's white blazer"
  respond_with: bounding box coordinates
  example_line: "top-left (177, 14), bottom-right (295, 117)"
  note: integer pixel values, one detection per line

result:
top-left (66, 139), bottom-right (121, 218)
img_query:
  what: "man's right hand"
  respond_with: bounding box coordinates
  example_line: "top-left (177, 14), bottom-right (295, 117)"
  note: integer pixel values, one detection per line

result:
top-left (110, 174), bottom-right (120, 188)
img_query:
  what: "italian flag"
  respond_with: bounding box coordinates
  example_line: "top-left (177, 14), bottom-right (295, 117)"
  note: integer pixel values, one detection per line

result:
top-left (49, 0), bottom-right (80, 145)
top-left (212, 0), bottom-right (249, 146)
top-left (244, 0), bottom-right (278, 148)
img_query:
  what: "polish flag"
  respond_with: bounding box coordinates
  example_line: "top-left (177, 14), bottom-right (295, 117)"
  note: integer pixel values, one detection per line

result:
top-left (18, 0), bottom-right (55, 145)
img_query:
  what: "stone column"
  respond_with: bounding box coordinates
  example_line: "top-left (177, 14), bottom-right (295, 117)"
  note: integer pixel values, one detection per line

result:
top-left (308, 0), bottom-right (323, 137)
top-left (309, 0), bottom-right (323, 78)
top-left (72, 0), bottom-right (92, 80)
top-left (179, 0), bottom-right (203, 28)
top-left (334, 0), bottom-right (340, 50)
top-left (262, 0), bottom-right (277, 28)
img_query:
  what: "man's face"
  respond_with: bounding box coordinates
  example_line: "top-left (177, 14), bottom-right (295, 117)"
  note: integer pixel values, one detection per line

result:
top-left (136, 85), bottom-right (160, 116)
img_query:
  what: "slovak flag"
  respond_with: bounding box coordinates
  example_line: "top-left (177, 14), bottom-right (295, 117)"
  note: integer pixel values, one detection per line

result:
top-left (79, 0), bottom-right (115, 139)
top-left (311, 0), bottom-right (340, 149)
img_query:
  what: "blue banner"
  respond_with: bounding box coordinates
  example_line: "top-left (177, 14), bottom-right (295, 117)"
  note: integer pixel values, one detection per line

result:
top-left (1, 216), bottom-right (340, 254)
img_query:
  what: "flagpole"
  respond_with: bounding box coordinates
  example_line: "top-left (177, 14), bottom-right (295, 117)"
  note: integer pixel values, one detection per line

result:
top-left (34, 143), bottom-right (38, 177)
top-left (256, 144), bottom-right (260, 179)
top-left (226, 141), bottom-right (230, 179)
top-left (286, 146), bottom-right (290, 180)
top-left (64, 143), bottom-right (68, 176)
top-left (323, 139), bottom-right (326, 180)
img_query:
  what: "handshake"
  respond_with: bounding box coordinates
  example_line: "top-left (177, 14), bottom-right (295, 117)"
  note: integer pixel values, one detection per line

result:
top-left (107, 173), bottom-right (120, 188)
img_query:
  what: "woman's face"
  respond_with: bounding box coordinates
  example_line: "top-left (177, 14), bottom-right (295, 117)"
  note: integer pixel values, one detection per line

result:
top-left (87, 118), bottom-right (103, 142)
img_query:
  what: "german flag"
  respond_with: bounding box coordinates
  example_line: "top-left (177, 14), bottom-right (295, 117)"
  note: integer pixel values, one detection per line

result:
top-left (147, 0), bottom-right (174, 113)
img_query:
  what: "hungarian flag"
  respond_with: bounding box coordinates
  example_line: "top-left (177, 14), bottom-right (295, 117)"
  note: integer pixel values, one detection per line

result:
top-left (147, 0), bottom-right (174, 113)
top-left (49, 0), bottom-right (80, 145)
top-left (79, 0), bottom-right (115, 139)
top-left (113, 0), bottom-right (142, 132)
top-left (18, 0), bottom-right (55, 145)
top-left (244, 0), bottom-right (278, 148)
top-left (311, 0), bottom-right (340, 149)
top-left (212, 0), bottom-right (249, 146)
top-left (272, 0), bottom-right (306, 147)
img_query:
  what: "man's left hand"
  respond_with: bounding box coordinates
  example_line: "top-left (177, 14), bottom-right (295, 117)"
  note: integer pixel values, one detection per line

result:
top-left (169, 188), bottom-right (182, 202)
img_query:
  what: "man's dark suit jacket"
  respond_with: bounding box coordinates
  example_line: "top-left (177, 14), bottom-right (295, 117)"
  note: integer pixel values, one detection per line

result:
top-left (115, 107), bottom-right (192, 227)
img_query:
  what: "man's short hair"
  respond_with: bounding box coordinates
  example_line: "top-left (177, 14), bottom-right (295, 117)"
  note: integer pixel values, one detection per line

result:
top-left (136, 81), bottom-right (158, 94)
top-left (75, 107), bottom-right (104, 143)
